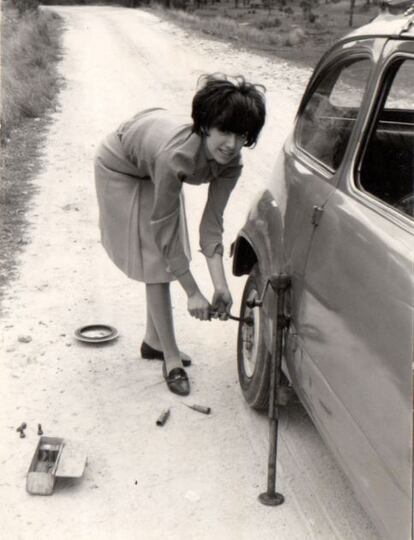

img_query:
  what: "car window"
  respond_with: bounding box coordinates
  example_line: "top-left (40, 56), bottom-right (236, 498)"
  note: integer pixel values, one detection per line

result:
top-left (359, 58), bottom-right (414, 219)
top-left (296, 57), bottom-right (371, 172)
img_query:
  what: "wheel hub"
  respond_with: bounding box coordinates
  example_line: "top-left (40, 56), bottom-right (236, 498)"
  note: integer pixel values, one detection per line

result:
top-left (241, 293), bottom-right (260, 378)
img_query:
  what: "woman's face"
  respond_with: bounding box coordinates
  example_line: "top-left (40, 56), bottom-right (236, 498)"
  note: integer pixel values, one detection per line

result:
top-left (204, 127), bottom-right (246, 165)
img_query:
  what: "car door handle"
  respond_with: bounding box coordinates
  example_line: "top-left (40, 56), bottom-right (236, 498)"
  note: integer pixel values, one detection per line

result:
top-left (312, 205), bottom-right (324, 226)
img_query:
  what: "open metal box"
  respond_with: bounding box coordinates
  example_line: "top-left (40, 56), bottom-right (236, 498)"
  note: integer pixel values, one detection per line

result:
top-left (26, 436), bottom-right (87, 495)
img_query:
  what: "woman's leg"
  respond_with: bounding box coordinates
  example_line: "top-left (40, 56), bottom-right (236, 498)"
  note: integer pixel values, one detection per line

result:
top-left (143, 296), bottom-right (193, 367)
top-left (144, 301), bottom-right (162, 351)
top-left (145, 283), bottom-right (182, 373)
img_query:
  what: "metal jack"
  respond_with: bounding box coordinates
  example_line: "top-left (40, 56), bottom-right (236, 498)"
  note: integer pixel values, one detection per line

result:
top-left (253, 273), bottom-right (291, 507)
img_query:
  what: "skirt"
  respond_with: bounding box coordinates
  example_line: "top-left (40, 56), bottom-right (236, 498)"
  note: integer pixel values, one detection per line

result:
top-left (94, 133), bottom-right (191, 283)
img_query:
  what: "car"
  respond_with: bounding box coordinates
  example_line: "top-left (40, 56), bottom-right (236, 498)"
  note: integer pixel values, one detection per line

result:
top-left (231, 8), bottom-right (414, 540)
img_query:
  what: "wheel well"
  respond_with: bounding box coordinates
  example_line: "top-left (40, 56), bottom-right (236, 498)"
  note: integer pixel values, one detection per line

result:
top-left (232, 236), bottom-right (258, 276)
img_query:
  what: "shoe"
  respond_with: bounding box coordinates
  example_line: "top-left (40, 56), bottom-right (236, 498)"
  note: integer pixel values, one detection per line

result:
top-left (140, 341), bottom-right (192, 367)
top-left (162, 362), bottom-right (190, 396)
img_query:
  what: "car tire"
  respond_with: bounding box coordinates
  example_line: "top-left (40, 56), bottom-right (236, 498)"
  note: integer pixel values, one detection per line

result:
top-left (237, 265), bottom-right (271, 410)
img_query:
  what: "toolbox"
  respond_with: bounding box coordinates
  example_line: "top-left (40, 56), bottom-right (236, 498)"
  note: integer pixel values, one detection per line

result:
top-left (26, 436), bottom-right (87, 495)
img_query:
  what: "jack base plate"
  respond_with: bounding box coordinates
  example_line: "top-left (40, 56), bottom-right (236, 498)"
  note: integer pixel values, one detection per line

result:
top-left (258, 492), bottom-right (285, 506)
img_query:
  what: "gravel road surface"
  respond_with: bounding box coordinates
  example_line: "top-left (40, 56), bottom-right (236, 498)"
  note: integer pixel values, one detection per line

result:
top-left (0, 7), bottom-right (379, 540)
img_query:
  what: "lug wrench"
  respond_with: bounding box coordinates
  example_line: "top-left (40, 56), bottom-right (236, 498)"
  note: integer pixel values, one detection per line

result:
top-left (208, 309), bottom-right (253, 326)
top-left (249, 273), bottom-right (291, 506)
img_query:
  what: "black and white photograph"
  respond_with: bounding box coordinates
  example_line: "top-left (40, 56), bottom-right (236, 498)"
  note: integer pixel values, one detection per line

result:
top-left (1, 0), bottom-right (413, 538)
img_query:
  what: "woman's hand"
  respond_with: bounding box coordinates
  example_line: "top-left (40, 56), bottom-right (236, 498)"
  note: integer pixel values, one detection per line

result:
top-left (211, 288), bottom-right (233, 320)
top-left (188, 290), bottom-right (211, 321)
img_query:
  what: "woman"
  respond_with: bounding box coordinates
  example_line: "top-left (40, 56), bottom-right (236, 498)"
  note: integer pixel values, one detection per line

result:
top-left (94, 74), bottom-right (266, 396)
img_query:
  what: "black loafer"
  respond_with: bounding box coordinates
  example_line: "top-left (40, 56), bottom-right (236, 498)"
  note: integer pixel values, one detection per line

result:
top-left (140, 341), bottom-right (192, 367)
top-left (162, 363), bottom-right (190, 396)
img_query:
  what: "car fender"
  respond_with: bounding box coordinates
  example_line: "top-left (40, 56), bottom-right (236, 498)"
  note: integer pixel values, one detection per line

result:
top-left (231, 189), bottom-right (285, 351)
top-left (232, 188), bottom-right (284, 279)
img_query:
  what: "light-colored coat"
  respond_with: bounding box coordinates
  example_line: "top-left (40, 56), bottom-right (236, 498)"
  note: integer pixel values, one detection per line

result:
top-left (94, 108), bottom-right (242, 283)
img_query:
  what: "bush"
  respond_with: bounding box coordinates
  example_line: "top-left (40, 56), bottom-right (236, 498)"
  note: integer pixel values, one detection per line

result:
top-left (171, 0), bottom-right (188, 8)
top-left (255, 16), bottom-right (281, 29)
top-left (8, 0), bottom-right (39, 14)
top-left (1, 5), bottom-right (63, 142)
top-left (285, 25), bottom-right (305, 45)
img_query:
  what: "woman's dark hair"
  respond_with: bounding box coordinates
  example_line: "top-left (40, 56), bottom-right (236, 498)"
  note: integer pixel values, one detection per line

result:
top-left (191, 74), bottom-right (266, 148)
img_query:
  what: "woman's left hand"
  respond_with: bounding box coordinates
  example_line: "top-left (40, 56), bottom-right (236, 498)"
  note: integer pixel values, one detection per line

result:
top-left (211, 288), bottom-right (233, 320)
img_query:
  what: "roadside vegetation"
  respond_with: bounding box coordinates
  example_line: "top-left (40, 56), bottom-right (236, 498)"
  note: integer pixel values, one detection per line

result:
top-left (149, 0), bottom-right (381, 67)
top-left (1, 0), bottom-right (63, 141)
top-left (0, 0), bottom-right (63, 300)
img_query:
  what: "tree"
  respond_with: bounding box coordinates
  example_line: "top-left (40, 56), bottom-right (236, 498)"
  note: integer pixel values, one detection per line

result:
top-left (263, 0), bottom-right (273, 13)
top-left (349, 0), bottom-right (356, 26)
top-left (300, 0), bottom-right (318, 22)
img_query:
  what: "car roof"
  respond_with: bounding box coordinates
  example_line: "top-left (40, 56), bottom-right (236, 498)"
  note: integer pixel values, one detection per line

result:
top-left (340, 8), bottom-right (414, 42)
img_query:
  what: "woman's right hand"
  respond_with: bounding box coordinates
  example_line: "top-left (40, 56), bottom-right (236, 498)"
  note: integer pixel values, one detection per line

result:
top-left (188, 290), bottom-right (211, 321)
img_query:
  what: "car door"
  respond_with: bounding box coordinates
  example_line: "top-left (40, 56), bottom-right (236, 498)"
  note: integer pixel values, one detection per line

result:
top-left (281, 41), bottom-right (377, 307)
top-left (293, 45), bottom-right (414, 540)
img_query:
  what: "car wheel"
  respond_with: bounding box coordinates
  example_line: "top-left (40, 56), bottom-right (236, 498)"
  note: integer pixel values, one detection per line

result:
top-left (237, 265), bottom-right (270, 410)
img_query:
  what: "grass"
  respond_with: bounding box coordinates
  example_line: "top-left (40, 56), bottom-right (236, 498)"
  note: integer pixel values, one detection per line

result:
top-left (1, 4), bottom-right (63, 141)
top-left (0, 3), bottom-right (64, 307)
top-left (151, 0), bottom-right (379, 68)
top-left (160, 9), bottom-right (285, 46)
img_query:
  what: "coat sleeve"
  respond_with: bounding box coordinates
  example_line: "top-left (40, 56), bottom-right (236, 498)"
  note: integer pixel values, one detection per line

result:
top-left (149, 152), bottom-right (190, 277)
top-left (199, 164), bottom-right (242, 257)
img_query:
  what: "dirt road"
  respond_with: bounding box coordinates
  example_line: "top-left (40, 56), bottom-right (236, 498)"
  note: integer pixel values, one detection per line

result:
top-left (0, 7), bottom-right (379, 539)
